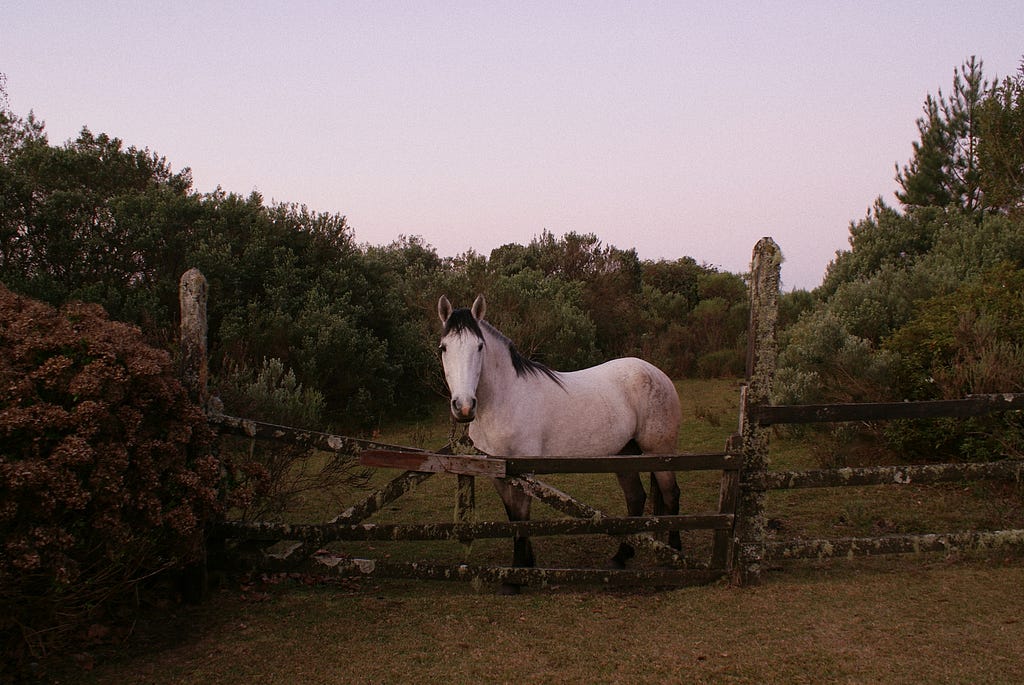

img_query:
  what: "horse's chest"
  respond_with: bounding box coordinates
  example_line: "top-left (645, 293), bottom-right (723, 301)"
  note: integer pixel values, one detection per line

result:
top-left (467, 419), bottom-right (523, 457)
top-left (470, 401), bottom-right (630, 457)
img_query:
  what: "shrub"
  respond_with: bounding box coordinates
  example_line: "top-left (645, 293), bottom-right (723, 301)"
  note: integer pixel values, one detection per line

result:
top-left (213, 358), bottom-right (369, 522)
top-left (883, 263), bottom-right (1024, 460)
top-left (695, 348), bottom-right (745, 379)
top-left (0, 285), bottom-right (223, 672)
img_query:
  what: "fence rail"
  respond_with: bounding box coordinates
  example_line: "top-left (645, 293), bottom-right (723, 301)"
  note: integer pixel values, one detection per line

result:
top-left (360, 449), bottom-right (738, 477)
top-left (755, 528), bottom-right (1024, 561)
top-left (215, 513), bottom-right (734, 544)
top-left (753, 458), bottom-right (1024, 491)
top-left (210, 411), bottom-right (429, 456)
top-left (311, 557), bottom-right (725, 588)
top-left (751, 394), bottom-right (1024, 426)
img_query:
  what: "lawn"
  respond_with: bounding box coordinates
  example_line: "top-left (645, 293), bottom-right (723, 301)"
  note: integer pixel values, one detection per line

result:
top-left (70, 379), bottom-right (1024, 684)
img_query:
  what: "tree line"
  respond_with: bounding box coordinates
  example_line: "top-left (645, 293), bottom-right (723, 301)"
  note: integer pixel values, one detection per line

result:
top-left (0, 80), bottom-right (747, 430)
top-left (777, 56), bottom-right (1024, 462)
top-left (4, 54), bottom-right (1021, 455)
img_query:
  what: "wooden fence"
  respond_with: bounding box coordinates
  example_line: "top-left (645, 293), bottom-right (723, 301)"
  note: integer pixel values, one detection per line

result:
top-left (180, 236), bottom-right (1024, 590)
top-left (731, 238), bottom-right (1024, 584)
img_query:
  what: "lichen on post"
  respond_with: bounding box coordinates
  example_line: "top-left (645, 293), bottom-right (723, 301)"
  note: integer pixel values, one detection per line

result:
top-left (179, 268), bottom-right (209, 408)
top-left (732, 237), bottom-right (781, 585)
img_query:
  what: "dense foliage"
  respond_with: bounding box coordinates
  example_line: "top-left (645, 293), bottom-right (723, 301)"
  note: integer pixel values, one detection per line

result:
top-left (778, 57), bottom-right (1024, 461)
top-left (0, 284), bottom-right (223, 671)
top-left (0, 84), bottom-right (748, 431)
top-left (214, 357), bottom-right (370, 522)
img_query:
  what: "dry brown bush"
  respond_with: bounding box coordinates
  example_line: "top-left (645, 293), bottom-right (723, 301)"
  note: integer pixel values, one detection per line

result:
top-left (0, 284), bottom-right (224, 675)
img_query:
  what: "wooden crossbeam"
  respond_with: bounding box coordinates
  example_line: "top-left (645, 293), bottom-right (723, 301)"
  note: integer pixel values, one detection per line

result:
top-left (213, 513), bottom-right (734, 544)
top-left (330, 470), bottom-right (434, 524)
top-left (360, 450), bottom-right (738, 476)
top-left (311, 556), bottom-right (725, 588)
top-left (751, 393), bottom-right (1024, 427)
top-left (211, 412), bottom-right (431, 455)
top-left (754, 458), bottom-right (1024, 491)
top-left (359, 450), bottom-right (506, 477)
top-left (503, 453), bottom-right (738, 475)
top-left (758, 528), bottom-right (1024, 561)
top-left (505, 475), bottom-right (691, 568)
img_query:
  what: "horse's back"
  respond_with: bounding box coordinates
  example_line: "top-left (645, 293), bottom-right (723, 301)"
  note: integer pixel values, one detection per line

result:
top-left (553, 357), bottom-right (680, 454)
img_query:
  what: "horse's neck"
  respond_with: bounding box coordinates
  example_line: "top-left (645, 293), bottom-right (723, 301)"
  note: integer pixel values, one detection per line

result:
top-left (476, 326), bottom-right (521, 412)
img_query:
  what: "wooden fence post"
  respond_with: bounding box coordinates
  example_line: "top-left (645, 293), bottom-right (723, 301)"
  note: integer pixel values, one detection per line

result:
top-left (732, 237), bottom-right (781, 584)
top-left (179, 268), bottom-right (209, 408)
top-left (178, 268), bottom-right (211, 602)
top-left (455, 475), bottom-right (476, 559)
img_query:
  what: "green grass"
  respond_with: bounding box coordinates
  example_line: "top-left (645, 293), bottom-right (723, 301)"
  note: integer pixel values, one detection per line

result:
top-left (68, 378), bottom-right (1024, 684)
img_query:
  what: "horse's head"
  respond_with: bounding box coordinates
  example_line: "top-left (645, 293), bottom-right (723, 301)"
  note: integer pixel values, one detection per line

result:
top-left (437, 294), bottom-right (486, 422)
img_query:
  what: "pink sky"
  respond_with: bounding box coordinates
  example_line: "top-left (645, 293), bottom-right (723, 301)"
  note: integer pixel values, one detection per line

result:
top-left (4, 2), bottom-right (1022, 289)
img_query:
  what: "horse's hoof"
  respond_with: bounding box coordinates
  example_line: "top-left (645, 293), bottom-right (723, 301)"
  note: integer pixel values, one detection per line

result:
top-left (606, 557), bottom-right (627, 570)
top-left (498, 583), bottom-right (522, 596)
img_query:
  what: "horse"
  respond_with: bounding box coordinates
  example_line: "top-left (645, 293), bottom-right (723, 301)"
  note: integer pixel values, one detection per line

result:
top-left (437, 294), bottom-right (682, 592)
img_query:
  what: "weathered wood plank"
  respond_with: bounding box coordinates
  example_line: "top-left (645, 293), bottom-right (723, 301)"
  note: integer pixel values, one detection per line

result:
top-left (210, 413), bottom-right (428, 457)
top-left (503, 453), bottom-right (739, 474)
top-left (359, 450), bottom-right (506, 477)
top-left (311, 556), bottom-right (725, 587)
top-left (759, 529), bottom-right (1024, 561)
top-left (752, 394), bottom-right (1024, 427)
top-left (213, 514), bottom-right (735, 544)
top-left (360, 451), bottom-right (739, 475)
top-left (754, 459), bottom-right (1024, 491)
top-left (454, 474), bottom-right (475, 550)
top-left (504, 475), bottom-right (601, 519)
top-left (330, 470), bottom-right (434, 524)
top-left (712, 435), bottom-right (742, 569)
top-left (504, 475), bottom-right (691, 568)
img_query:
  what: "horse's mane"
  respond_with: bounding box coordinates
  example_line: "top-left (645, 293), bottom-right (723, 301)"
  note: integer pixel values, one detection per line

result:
top-left (443, 307), bottom-right (484, 339)
top-left (444, 308), bottom-right (563, 387)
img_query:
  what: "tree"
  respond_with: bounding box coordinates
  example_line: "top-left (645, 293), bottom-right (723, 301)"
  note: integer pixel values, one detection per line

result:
top-left (978, 60), bottom-right (1024, 214)
top-left (896, 57), bottom-right (992, 213)
top-left (0, 112), bottom-right (194, 335)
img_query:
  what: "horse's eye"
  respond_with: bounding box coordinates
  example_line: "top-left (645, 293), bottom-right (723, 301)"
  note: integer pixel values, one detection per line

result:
top-left (477, 342), bottom-right (484, 352)
top-left (439, 344), bottom-right (446, 353)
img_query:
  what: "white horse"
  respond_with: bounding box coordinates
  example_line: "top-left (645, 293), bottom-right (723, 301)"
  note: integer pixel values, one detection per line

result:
top-left (438, 295), bottom-right (682, 591)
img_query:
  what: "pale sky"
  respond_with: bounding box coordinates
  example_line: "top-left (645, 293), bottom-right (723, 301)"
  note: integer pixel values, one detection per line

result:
top-left (3, 2), bottom-right (1022, 290)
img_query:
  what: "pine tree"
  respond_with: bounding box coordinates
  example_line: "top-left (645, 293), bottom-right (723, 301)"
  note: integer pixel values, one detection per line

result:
top-left (896, 57), bottom-right (993, 213)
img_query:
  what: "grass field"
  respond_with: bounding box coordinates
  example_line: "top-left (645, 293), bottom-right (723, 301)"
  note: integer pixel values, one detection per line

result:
top-left (71, 379), bottom-right (1024, 684)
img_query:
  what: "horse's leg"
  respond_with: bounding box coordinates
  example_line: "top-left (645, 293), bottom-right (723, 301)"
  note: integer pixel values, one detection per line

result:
top-left (611, 471), bottom-right (646, 568)
top-left (492, 478), bottom-right (534, 594)
top-left (609, 440), bottom-right (646, 568)
top-left (651, 471), bottom-right (682, 551)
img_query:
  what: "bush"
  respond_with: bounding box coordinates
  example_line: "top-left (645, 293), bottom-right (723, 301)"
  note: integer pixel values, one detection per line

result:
top-left (0, 285), bottom-right (223, 672)
top-left (695, 348), bottom-right (745, 378)
top-left (213, 358), bottom-right (369, 522)
top-left (883, 264), bottom-right (1024, 460)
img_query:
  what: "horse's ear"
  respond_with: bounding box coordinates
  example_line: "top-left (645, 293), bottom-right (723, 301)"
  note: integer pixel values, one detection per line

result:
top-left (471, 294), bottom-right (486, 321)
top-left (438, 296), bottom-right (453, 324)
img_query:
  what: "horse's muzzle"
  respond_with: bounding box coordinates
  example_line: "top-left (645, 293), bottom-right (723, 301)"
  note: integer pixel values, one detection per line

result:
top-left (451, 397), bottom-right (476, 422)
